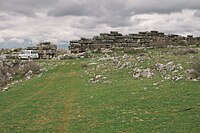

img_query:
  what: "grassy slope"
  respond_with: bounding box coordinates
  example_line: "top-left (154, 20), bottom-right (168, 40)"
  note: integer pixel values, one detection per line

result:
top-left (0, 53), bottom-right (200, 132)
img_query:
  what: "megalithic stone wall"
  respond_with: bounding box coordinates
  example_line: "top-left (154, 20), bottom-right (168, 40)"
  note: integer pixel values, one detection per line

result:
top-left (27, 42), bottom-right (57, 59)
top-left (70, 31), bottom-right (200, 53)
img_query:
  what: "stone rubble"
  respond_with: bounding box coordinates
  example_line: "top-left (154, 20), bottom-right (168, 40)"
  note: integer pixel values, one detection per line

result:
top-left (185, 69), bottom-right (200, 80)
top-left (57, 52), bottom-right (91, 60)
top-left (89, 74), bottom-right (111, 84)
top-left (83, 52), bottom-right (199, 85)
top-left (132, 68), bottom-right (154, 78)
top-left (155, 61), bottom-right (176, 73)
top-left (154, 61), bottom-right (187, 81)
top-left (0, 59), bottom-right (44, 91)
top-left (25, 70), bottom-right (33, 80)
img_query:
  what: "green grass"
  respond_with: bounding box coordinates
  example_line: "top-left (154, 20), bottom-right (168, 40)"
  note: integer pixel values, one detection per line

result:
top-left (0, 50), bottom-right (200, 132)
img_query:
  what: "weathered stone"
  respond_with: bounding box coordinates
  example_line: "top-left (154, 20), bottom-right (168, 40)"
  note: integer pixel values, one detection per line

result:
top-left (155, 61), bottom-right (176, 72)
top-left (2, 87), bottom-right (9, 92)
top-left (70, 31), bottom-right (200, 53)
top-left (140, 68), bottom-right (154, 78)
top-left (171, 76), bottom-right (180, 81)
top-left (25, 70), bottom-right (33, 80)
top-left (186, 69), bottom-right (198, 79)
top-left (133, 68), bottom-right (153, 78)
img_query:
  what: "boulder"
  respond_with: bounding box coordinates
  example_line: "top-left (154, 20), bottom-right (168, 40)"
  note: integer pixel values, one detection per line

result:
top-left (25, 70), bottom-right (33, 80)
top-left (155, 61), bottom-right (176, 72)
top-left (133, 68), bottom-right (154, 78)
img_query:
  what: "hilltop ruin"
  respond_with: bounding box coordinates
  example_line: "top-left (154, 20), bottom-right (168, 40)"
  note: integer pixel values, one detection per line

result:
top-left (27, 42), bottom-right (57, 59)
top-left (1, 42), bottom-right (57, 59)
top-left (70, 31), bottom-right (200, 53)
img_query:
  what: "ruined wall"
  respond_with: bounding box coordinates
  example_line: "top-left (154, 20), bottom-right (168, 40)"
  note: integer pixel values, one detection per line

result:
top-left (27, 42), bottom-right (57, 59)
top-left (70, 31), bottom-right (200, 53)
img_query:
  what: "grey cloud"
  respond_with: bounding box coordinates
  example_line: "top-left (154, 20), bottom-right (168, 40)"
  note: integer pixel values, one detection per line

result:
top-left (48, 0), bottom-right (133, 27)
top-left (194, 10), bottom-right (200, 17)
top-left (47, 0), bottom-right (200, 16)
top-left (126, 0), bottom-right (200, 14)
top-left (0, 14), bottom-right (9, 21)
top-left (47, 0), bottom-right (200, 28)
top-left (0, 0), bottom-right (57, 17)
top-left (0, 37), bottom-right (27, 48)
top-left (1, 0), bottom-right (200, 48)
top-left (48, 0), bottom-right (131, 17)
top-left (71, 15), bottom-right (131, 29)
top-left (49, 0), bottom-right (199, 17)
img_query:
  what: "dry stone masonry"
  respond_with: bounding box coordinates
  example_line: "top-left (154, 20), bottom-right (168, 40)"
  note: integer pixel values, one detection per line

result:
top-left (27, 42), bottom-right (57, 59)
top-left (0, 42), bottom-right (57, 59)
top-left (70, 31), bottom-right (200, 53)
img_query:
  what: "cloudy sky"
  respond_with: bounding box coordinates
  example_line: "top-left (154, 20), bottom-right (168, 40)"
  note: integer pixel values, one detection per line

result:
top-left (0, 0), bottom-right (200, 48)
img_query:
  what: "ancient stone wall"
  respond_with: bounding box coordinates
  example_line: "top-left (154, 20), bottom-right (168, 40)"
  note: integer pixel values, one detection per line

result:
top-left (27, 42), bottom-right (57, 59)
top-left (70, 31), bottom-right (200, 53)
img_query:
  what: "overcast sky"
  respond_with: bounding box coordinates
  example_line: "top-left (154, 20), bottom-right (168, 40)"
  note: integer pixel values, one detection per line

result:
top-left (0, 0), bottom-right (200, 48)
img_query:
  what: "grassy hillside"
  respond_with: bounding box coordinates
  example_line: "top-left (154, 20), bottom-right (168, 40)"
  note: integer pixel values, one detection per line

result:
top-left (0, 48), bottom-right (200, 132)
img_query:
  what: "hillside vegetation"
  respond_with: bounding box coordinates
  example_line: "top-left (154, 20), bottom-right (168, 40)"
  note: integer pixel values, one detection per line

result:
top-left (0, 48), bottom-right (200, 132)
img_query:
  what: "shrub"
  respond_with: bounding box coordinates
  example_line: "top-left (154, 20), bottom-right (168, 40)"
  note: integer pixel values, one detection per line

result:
top-left (23, 61), bottom-right (41, 74)
top-left (153, 39), bottom-right (167, 48)
top-left (0, 60), bottom-right (41, 88)
top-left (177, 40), bottom-right (187, 46)
top-left (123, 47), bottom-right (146, 54)
top-left (15, 61), bottom-right (41, 76)
top-left (173, 48), bottom-right (197, 55)
top-left (81, 63), bottom-right (88, 68)
top-left (190, 56), bottom-right (200, 79)
top-left (123, 48), bottom-right (134, 54)
top-left (0, 62), bottom-right (12, 87)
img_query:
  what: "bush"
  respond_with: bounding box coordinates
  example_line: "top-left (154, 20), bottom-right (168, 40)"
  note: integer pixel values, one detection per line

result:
top-left (0, 62), bottom-right (12, 87)
top-left (81, 63), bottom-right (88, 68)
top-left (153, 39), bottom-right (167, 48)
top-left (15, 61), bottom-right (41, 75)
top-left (173, 48), bottom-right (197, 55)
top-left (23, 61), bottom-right (41, 74)
top-left (190, 56), bottom-right (200, 79)
top-left (0, 60), bottom-right (41, 88)
top-left (123, 47), bottom-right (146, 54)
top-left (177, 40), bottom-right (187, 46)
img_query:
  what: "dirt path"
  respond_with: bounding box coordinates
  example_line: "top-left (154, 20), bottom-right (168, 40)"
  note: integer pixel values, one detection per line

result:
top-left (57, 71), bottom-right (78, 132)
top-left (57, 88), bottom-right (76, 132)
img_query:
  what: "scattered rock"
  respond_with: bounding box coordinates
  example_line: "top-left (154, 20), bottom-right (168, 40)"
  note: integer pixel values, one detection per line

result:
top-left (101, 48), bottom-right (113, 53)
top-left (155, 61), bottom-right (176, 72)
top-left (57, 54), bottom-right (77, 60)
top-left (186, 69), bottom-right (200, 80)
top-left (88, 62), bottom-right (98, 65)
top-left (153, 83), bottom-right (158, 86)
top-left (133, 68), bottom-right (154, 78)
top-left (89, 74), bottom-right (111, 84)
top-left (171, 76), bottom-right (181, 81)
top-left (2, 87), bottom-right (9, 92)
top-left (25, 70), bottom-right (33, 80)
